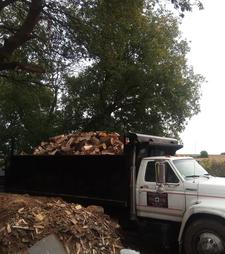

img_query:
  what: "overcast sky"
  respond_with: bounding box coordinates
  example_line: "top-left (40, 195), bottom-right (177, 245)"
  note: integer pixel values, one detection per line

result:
top-left (178, 0), bottom-right (225, 155)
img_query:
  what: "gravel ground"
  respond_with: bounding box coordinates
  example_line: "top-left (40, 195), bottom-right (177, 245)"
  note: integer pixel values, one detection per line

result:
top-left (121, 228), bottom-right (179, 254)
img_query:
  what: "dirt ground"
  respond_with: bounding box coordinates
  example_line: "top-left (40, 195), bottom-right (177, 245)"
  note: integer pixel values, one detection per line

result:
top-left (122, 229), bottom-right (178, 254)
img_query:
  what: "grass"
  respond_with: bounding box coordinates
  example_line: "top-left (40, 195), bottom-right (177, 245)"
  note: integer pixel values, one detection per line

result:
top-left (198, 155), bottom-right (225, 177)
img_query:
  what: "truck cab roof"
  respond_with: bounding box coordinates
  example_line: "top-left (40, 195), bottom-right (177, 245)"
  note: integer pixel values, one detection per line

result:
top-left (142, 156), bottom-right (193, 161)
top-left (128, 132), bottom-right (182, 146)
top-left (127, 132), bottom-right (183, 157)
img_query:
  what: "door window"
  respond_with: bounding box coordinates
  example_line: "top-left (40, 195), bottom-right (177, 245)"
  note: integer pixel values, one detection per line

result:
top-left (145, 161), bottom-right (156, 182)
top-left (165, 163), bottom-right (179, 183)
top-left (145, 161), bottom-right (179, 183)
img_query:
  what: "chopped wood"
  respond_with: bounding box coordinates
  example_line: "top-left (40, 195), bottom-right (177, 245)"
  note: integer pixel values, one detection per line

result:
top-left (6, 224), bottom-right (11, 233)
top-left (31, 131), bottom-right (124, 156)
top-left (11, 225), bottom-right (31, 230)
top-left (0, 194), bottom-right (123, 254)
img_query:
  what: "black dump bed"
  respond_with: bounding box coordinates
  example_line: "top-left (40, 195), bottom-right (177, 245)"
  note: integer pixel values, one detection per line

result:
top-left (5, 133), bottom-right (182, 214)
top-left (6, 155), bottom-right (130, 210)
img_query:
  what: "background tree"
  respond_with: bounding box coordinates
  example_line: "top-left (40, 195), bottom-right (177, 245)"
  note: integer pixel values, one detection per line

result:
top-left (0, 0), bottom-right (204, 155)
top-left (0, 78), bottom-right (61, 155)
top-left (0, 0), bottom-right (202, 73)
top-left (200, 150), bottom-right (209, 158)
top-left (61, 1), bottom-right (203, 136)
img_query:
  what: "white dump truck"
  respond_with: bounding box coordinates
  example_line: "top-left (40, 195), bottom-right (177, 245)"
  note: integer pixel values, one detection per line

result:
top-left (5, 133), bottom-right (225, 254)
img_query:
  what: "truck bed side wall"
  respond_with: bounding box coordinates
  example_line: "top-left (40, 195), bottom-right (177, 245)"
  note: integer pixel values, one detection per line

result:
top-left (6, 155), bottom-right (130, 211)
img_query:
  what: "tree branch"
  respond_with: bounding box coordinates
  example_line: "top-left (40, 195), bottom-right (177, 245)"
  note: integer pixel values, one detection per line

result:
top-left (0, 73), bottom-right (47, 86)
top-left (0, 24), bottom-right (19, 33)
top-left (0, 0), bottom-right (43, 60)
top-left (0, 61), bottom-right (44, 73)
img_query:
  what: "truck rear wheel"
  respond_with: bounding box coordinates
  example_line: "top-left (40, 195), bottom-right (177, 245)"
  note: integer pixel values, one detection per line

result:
top-left (183, 218), bottom-right (225, 254)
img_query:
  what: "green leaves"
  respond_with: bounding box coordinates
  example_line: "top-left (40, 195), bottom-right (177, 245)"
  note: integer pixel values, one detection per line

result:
top-left (61, 1), bottom-right (203, 137)
top-left (0, 78), bottom-right (60, 154)
top-left (0, 0), bottom-right (204, 155)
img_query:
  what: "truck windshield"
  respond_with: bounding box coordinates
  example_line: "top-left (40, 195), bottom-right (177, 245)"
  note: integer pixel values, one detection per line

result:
top-left (173, 159), bottom-right (208, 178)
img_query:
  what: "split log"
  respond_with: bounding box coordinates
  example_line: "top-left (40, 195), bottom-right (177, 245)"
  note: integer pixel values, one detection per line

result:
top-left (32, 131), bottom-right (124, 155)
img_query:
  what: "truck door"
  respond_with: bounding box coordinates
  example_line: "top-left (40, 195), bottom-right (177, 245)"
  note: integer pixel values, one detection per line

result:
top-left (137, 160), bottom-right (185, 222)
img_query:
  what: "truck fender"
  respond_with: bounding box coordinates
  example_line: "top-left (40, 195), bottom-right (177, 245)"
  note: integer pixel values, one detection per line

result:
top-left (178, 201), bottom-right (225, 244)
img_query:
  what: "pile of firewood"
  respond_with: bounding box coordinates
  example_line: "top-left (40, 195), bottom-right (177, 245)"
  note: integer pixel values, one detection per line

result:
top-left (33, 131), bottom-right (124, 155)
top-left (0, 194), bottom-right (123, 254)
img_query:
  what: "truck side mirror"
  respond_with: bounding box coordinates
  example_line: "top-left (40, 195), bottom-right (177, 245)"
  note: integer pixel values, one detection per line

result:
top-left (155, 162), bottom-right (166, 184)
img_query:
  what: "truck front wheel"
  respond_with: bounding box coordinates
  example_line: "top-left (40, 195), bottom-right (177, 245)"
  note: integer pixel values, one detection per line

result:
top-left (183, 218), bottom-right (225, 254)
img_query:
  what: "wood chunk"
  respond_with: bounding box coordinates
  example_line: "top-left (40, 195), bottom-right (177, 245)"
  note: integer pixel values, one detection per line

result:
top-left (66, 137), bottom-right (74, 147)
top-left (48, 150), bottom-right (58, 155)
top-left (101, 151), bottom-right (115, 155)
top-left (31, 132), bottom-right (124, 156)
top-left (49, 135), bottom-right (65, 142)
top-left (6, 224), bottom-right (11, 233)
top-left (86, 205), bottom-right (104, 214)
top-left (83, 145), bottom-right (93, 151)
top-left (90, 137), bottom-right (100, 146)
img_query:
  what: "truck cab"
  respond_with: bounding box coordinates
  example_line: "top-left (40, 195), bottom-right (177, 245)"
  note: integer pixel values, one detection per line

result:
top-left (136, 155), bottom-right (225, 254)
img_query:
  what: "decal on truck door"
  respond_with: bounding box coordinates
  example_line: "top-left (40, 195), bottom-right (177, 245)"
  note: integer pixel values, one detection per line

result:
top-left (147, 192), bottom-right (168, 208)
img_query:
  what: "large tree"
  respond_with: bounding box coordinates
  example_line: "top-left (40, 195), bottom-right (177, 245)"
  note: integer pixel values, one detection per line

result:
top-left (0, 0), bottom-right (202, 73)
top-left (0, 0), bottom-right (204, 155)
top-left (61, 1), bottom-right (203, 137)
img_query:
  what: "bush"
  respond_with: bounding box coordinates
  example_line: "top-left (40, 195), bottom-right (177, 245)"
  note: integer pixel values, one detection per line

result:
top-left (200, 150), bottom-right (208, 158)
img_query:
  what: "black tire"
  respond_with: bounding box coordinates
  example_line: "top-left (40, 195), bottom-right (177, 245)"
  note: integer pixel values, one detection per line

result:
top-left (183, 218), bottom-right (225, 254)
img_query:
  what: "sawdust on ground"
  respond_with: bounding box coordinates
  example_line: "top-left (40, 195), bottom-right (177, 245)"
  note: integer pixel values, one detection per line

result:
top-left (0, 193), bottom-right (123, 254)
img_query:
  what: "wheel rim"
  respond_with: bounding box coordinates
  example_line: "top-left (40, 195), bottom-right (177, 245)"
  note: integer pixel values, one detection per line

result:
top-left (197, 232), bottom-right (224, 254)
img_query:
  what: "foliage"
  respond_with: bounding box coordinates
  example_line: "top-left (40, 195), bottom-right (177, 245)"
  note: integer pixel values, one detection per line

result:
top-left (0, 0), bottom-right (202, 72)
top-left (167, 0), bottom-right (203, 14)
top-left (200, 150), bottom-right (208, 158)
top-left (0, 0), bottom-right (86, 154)
top-left (61, 1), bottom-right (203, 136)
top-left (0, 0), bottom-right (204, 154)
top-left (0, 0), bottom-right (91, 75)
top-left (0, 78), bottom-right (61, 155)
